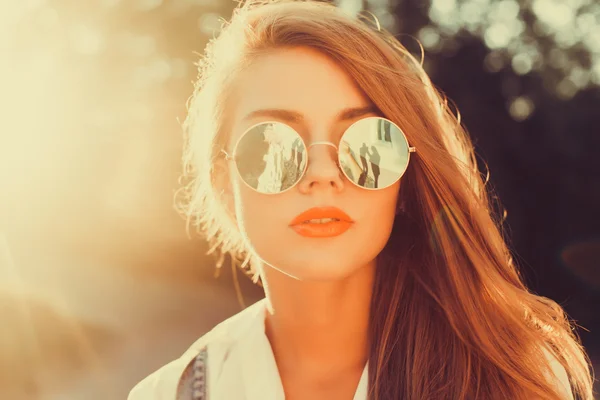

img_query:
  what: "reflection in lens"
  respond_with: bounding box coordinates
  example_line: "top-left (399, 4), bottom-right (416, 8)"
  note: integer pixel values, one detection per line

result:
top-left (234, 122), bottom-right (306, 194)
top-left (338, 117), bottom-right (409, 189)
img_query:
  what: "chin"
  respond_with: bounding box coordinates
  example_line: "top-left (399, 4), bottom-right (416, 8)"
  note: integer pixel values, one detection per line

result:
top-left (264, 255), bottom-right (367, 282)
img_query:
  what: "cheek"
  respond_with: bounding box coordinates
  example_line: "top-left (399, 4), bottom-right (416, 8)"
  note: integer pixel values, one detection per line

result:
top-left (231, 179), bottom-right (286, 247)
top-left (358, 184), bottom-right (400, 242)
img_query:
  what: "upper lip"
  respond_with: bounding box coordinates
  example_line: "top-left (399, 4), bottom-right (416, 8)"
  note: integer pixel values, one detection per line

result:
top-left (289, 207), bottom-right (353, 226)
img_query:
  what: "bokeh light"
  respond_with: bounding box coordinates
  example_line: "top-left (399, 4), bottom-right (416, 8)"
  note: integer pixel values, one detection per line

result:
top-left (401, 0), bottom-right (600, 113)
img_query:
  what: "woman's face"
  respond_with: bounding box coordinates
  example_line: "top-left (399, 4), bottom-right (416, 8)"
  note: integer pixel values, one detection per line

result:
top-left (226, 46), bottom-right (400, 281)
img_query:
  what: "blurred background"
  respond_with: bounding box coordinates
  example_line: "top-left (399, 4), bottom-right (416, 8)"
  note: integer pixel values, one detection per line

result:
top-left (0, 0), bottom-right (598, 398)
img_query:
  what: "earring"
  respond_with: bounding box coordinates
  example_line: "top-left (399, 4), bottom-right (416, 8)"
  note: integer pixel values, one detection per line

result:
top-left (396, 199), bottom-right (406, 215)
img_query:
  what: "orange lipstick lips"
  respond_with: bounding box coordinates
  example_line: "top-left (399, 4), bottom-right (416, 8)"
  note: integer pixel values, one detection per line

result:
top-left (289, 206), bottom-right (353, 238)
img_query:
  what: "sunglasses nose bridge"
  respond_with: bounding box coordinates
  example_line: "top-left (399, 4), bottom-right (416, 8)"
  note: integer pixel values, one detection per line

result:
top-left (307, 141), bottom-right (338, 151)
top-left (306, 140), bottom-right (340, 166)
top-left (298, 140), bottom-right (344, 192)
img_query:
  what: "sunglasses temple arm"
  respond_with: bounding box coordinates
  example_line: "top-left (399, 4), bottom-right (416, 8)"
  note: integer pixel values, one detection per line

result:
top-left (220, 149), bottom-right (234, 161)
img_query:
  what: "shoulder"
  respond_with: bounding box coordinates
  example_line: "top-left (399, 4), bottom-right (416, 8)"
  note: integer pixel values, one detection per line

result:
top-left (127, 298), bottom-right (267, 400)
top-left (541, 346), bottom-right (574, 400)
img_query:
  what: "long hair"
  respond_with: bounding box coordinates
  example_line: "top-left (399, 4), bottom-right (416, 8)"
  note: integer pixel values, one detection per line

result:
top-left (176, 0), bottom-right (594, 398)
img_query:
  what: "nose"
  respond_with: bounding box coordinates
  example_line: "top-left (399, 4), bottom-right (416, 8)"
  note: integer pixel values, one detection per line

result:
top-left (297, 142), bottom-right (344, 193)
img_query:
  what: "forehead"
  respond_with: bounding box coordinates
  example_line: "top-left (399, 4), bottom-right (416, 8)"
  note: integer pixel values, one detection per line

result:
top-left (228, 47), bottom-right (373, 143)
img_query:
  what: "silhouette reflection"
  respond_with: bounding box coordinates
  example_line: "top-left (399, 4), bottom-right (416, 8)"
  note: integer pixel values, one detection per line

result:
top-left (234, 118), bottom-right (409, 193)
top-left (338, 118), bottom-right (409, 189)
top-left (369, 146), bottom-right (381, 188)
top-left (236, 123), bottom-right (307, 193)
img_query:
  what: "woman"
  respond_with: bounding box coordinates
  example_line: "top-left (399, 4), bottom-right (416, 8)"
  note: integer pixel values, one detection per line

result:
top-left (368, 146), bottom-right (381, 188)
top-left (129, 0), bottom-right (594, 398)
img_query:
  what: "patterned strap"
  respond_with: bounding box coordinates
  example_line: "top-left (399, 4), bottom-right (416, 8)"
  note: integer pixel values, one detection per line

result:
top-left (176, 346), bottom-right (208, 400)
top-left (191, 347), bottom-right (208, 400)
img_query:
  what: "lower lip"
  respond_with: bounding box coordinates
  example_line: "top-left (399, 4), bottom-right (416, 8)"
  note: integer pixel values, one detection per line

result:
top-left (290, 221), bottom-right (353, 238)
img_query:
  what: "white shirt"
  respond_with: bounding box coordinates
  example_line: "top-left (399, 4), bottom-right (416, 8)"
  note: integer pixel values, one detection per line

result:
top-left (128, 298), bottom-right (369, 400)
top-left (128, 298), bottom-right (573, 400)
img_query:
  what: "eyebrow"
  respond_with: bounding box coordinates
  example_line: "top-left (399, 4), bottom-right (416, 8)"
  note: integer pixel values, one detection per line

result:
top-left (241, 105), bottom-right (380, 124)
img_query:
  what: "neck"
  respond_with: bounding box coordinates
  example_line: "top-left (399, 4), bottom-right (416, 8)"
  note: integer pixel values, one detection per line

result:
top-left (261, 261), bottom-right (375, 379)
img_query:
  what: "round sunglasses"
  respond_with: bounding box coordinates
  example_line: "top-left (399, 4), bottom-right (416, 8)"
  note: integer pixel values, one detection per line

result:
top-left (222, 116), bottom-right (416, 194)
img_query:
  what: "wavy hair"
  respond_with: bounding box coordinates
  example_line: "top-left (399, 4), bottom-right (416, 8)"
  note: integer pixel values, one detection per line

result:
top-left (176, 0), bottom-right (594, 398)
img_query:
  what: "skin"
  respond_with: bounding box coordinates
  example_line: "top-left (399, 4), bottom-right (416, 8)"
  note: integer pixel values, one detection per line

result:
top-left (223, 46), bottom-right (401, 399)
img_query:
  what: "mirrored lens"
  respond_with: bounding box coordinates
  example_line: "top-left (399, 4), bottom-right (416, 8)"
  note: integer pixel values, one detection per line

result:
top-left (338, 117), bottom-right (409, 189)
top-left (234, 122), bottom-right (307, 194)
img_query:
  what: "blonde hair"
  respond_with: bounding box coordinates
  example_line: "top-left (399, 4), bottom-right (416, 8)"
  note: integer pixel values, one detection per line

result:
top-left (176, 0), bottom-right (595, 398)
